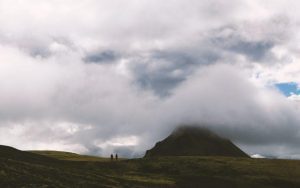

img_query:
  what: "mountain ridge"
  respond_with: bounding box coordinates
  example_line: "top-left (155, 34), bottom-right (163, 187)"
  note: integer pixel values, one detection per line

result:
top-left (144, 126), bottom-right (249, 158)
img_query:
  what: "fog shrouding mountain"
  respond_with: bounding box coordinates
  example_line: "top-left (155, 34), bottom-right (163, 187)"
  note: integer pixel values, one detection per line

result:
top-left (145, 126), bottom-right (249, 158)
top-left (0, 0), bottom-right (300, 158)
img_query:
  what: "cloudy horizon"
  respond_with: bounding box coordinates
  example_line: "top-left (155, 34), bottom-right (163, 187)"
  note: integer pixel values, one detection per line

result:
top-left (1, 0), bottom-right (300, 159)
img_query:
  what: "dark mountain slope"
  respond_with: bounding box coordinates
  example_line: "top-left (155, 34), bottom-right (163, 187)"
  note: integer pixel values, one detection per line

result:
top-left (144, 126), bottom-right (249, 158)
top-left (0, 145), bottom-right (58, 164)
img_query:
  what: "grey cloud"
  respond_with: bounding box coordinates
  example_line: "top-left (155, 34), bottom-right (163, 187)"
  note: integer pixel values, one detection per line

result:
top-left (29, 47), bottom-right (51, 58)
top-left (208, 17), bottom-right (290, 62)
top-left (0, 34), bottom-right (76, 59)
top-left (83, 144), bottom-right (104, 156)
top-left (83, 50), bottom-right (119, 64)
top-left (0, 0), bottom-right (300, 159)
top-left (113, 146), bottom-right (139, 158)
top-left (130, 50), bottom-right (219, 96)
top-left (131, 62), bottom-right (187, 97)
top-left (225, 40), bottom-right (274, 61)
top-left (127, 17), bottom-right (289, 97)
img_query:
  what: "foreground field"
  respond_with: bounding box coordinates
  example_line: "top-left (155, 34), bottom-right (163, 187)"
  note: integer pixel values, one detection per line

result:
top-left (1, 146), bottom-right (300, 188)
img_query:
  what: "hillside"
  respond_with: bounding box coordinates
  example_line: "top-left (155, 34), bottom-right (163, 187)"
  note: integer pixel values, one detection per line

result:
top-left (0, 145), bottom-right (59, 164)
top-left (1, 145), bottom-right (300, 187)
top-left (29, 150), bottom-right (109, 162)
top-left (145, 126), bottom-right (249, 158)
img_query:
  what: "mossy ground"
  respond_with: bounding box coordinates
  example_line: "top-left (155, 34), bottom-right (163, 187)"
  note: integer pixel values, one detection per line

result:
top-left (1, 150), bottom-right (300, 188)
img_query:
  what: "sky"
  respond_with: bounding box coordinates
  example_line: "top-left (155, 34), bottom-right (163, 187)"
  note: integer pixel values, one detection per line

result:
top-left (1, 0), bottom-right (300, 158)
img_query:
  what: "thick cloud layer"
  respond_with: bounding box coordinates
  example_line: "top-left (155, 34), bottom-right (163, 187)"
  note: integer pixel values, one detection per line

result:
top-left (0, 0), bottom-right (300, 158)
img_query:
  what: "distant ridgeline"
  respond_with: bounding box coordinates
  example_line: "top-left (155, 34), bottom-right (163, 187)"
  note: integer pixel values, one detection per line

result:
top-left (144, 126), bottom-right (249, 158)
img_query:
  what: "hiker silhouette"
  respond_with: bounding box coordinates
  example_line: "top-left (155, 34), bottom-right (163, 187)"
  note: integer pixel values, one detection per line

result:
top-left (115, 154), bottom-right (118, 161)
top-left (110, 154), bottom-right (113, 161)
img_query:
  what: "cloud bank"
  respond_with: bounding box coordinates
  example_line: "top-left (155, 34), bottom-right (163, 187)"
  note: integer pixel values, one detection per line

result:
top-left (0, 0), bottom-right (300, 158)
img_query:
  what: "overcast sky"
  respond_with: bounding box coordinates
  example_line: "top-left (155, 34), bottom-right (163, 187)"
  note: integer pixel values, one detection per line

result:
top-left (1, 0), bottom-right (300, 158)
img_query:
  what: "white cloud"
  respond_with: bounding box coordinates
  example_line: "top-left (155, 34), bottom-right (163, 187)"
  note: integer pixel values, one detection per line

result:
top-left (0, 0), bottom-right (300, 158)
top-left (288, 94), bottom-right (300, 102)
top-left (251, 154), bottom-right (265, 158)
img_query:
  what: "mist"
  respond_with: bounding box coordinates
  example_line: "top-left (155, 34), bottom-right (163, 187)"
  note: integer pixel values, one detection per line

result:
top-left (0, 0), bottom-right (300, 158)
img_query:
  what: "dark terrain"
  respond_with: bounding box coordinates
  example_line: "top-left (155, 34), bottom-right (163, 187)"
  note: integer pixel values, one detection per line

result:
top-left (145, 126), bottom-right (249, 158)
top-left (1, 127), bottom-right (300, 188)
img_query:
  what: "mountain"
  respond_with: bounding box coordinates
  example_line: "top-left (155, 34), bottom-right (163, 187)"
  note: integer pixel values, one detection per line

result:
top-left (144, 126), bottom-right (249, 158)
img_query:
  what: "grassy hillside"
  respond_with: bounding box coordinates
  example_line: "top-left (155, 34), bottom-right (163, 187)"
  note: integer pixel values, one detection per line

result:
top-left (145, 126), bottom-right (249, 158)
top-left (29, 150), bottom-right (109, 162)
top-left (1, 146), bottom-right (300, 187)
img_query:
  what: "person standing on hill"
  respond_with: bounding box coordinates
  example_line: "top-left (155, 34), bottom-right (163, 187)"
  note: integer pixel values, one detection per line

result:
top-left (110, 154), bottom-right (113, 161)
top-left (115, 153), bottom-right (118, 161)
